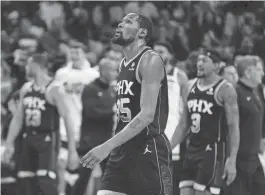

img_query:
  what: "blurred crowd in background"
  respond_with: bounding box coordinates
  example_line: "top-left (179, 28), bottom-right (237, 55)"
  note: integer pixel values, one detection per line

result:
top-left (1, 1), bottom-right (265, 106)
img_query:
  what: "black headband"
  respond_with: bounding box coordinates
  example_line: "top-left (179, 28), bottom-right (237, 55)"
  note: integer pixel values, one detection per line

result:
top-left (200, 48), bottom-right (221, 63)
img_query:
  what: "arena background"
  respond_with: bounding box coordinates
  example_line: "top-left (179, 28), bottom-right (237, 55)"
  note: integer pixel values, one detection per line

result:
top-left (1, 1), bottom-right (265, 195)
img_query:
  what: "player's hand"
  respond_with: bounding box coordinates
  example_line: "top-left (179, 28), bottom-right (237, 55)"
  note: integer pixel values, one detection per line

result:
top-left (2, 144), bottom-right (15, 164)
top-left (67, 149), bottom-right (80, 171)
top-left (80, 144), bottom-right (111, 169)
top-left (223, 157), bottom-right (237, 185)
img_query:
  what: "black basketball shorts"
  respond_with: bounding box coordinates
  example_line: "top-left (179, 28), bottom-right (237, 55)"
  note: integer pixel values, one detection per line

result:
top-left (179, 142), bottom-right (225, 195)
top-left (100, 133), bottom-right (173, 195)
top-left (17, 131), bottom-right (59, 180)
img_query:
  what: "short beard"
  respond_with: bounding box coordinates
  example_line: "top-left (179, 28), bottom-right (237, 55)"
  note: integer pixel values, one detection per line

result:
top-left (112, 35), bottom-right (134, 46)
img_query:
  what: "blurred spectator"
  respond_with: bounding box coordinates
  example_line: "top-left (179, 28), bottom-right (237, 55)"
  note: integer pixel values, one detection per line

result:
top-left (66, 7), bottom-right (89, 43)
top-left (104, 48), bottom-right (124, 66)
top-left (124, 2), bottom-right (140, 15)
top-left (39, 1), bottom-right (65, 30)
top-left (1, 60), bottom-right (14, 104)
top-left (219, 64), bottom-right (239, 85)
top-left (109, 6), bottom-right (124, 25)
top-left (72, 58), bottom-right (117, 195)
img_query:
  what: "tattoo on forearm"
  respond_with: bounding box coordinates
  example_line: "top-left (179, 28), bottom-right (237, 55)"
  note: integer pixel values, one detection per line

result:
top-left (129, 118), bottom-right (145, 129)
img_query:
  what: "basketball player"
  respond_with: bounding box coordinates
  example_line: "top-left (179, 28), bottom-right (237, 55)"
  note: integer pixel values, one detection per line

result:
top-left (154, 41), bottom-right (188, 195)
top-left (55, 41), bottom-right (99, 195)
top-left (171, 49), bottom-right (240, 195)
top-left (3, 53), bottom-right (79, 195)
top-left (223, 56), bottom-right (265, 195)
top-left (81, 13), bottom-right (172, 195)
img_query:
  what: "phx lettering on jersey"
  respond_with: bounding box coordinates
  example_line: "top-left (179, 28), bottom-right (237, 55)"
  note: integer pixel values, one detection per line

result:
top-left (116, 80), bottom-right (134, 96)
top-left (116, 80), bottom-right (135, 123)
top-left (187, 99), bottom-right (213, 115)
top-left (23, 97), bottom-right (46, 111)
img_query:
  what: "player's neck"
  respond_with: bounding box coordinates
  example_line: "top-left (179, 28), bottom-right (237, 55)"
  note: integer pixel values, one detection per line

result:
top-left (34, 73), bottom-right (51, 88)
top-left (240, 78), bottom-right (258, 89)
top-left (123, 41), bottom-right (146, 62)
top-left (199, 74), bottom-right (220, 87)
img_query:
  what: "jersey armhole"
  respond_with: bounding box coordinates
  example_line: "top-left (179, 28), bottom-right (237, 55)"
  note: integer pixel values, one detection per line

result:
top-left (135, 50), bottom-right (162, 84)
top-left (214, 80), bottom-right (227, 106)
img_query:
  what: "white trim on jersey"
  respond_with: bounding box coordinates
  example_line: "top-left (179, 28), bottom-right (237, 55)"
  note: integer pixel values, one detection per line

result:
top-left (214, 79), bottom-right (228, 106)
top-left (135, 50), bottom-right (152, 84)
top-left (123, 46), bottom-right (150, 67)
top-left (153, 137), bottom-right (163, 194)
top-left (118, 58), bottom-right (125, 73)
top-left (188, 78), bottom-right (198, 94)
top-left (197, 79), bottom-right (221, 92)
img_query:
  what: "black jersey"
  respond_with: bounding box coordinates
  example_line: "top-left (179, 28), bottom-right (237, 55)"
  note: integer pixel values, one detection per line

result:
top-left (22, 82), bottom-right (59, 133)
top-left (187, 78), bottom-right (227, 151)
top-left (115, 47), bottom-right (168, 138)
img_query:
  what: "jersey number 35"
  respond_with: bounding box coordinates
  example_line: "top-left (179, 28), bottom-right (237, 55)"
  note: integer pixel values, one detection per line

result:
top-left (116, 98), bottom-right (132, 123)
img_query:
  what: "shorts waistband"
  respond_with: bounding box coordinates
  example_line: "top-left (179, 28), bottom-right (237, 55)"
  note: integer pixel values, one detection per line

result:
top-left (24, 130), bottom-right (55, 136)
top-left (146, 132), bottom-right (166, 139)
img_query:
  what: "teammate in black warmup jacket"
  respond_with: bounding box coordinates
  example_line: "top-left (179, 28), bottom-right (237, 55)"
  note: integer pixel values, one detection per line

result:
top-left (71, 58), bottom-right (118, 195)
top-left (224, 56), bottom-right (265, 195)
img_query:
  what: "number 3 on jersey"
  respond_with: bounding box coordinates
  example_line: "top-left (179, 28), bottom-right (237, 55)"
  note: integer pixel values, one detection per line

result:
top-left (190, 113), bottom-right (201, 133)
top-left (116, 98), bottom-right (132, 122)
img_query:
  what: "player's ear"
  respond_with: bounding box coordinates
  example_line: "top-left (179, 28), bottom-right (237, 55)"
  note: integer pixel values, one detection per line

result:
top-left (139, 28), bottom-right (148, 39)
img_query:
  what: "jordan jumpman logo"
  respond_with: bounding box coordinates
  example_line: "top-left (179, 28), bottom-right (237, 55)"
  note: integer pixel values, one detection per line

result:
top-left (143, 145), bottom-right (152, 154)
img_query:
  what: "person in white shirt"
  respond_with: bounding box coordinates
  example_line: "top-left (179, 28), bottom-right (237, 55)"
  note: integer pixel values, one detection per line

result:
top-left (56, 40), bottom-right (99, 195)
top-left (154, 41), bottom-right (188, 195)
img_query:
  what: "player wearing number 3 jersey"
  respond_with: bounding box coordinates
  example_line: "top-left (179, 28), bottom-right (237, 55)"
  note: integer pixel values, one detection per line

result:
top-left (81, 13), bottom-right (172, 195)
top-left (171, 49), bottom-right (240, 195)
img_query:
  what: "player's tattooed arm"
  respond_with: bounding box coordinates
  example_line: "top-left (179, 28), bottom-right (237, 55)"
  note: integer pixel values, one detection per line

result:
top-left (6, 82), bottom-right (31, 146)
top-left (219, 82), bottom-right (240, 160)
top-left (104, 53), bottom-right (165, 150)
